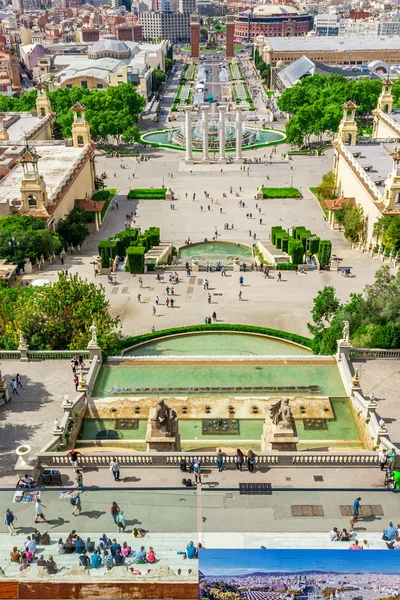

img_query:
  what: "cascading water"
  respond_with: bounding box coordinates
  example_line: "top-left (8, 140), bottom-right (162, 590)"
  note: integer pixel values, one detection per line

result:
top-left (169, 103), bottom-right (260, 150)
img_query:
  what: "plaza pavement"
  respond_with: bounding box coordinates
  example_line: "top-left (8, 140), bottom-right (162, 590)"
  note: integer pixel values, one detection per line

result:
top-left (28, 148), bottom-right (388, 339)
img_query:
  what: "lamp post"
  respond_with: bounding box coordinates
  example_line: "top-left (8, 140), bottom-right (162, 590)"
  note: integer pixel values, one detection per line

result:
top-left (8, 236), bottom-right (19, 263)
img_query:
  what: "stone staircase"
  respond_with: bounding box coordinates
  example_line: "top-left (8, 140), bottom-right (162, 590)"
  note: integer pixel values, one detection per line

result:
top-left (0, 531), bottom-right (389, 581)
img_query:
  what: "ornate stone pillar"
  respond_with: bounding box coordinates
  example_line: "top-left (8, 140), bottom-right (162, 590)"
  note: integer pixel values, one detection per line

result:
top-left (201, 105), bottom-right (210, 164)
top-left (235, 106), bottom-right (243, 164)
top-left (184, 106), bottom-right (193, 164)
top-left (218, 105), bottom-right (227, 164)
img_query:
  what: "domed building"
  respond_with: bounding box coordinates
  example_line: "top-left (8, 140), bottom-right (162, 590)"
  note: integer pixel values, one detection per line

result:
top-left (234, 4), bottom-right (313, 39)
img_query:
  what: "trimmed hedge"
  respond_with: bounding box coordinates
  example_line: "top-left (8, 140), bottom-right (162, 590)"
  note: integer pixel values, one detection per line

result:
top-left (98, 240), bottom-right (110, 269)
top-left (119, 324), bottom-right (313, 352)
top-left (126, 246), bottom-right (145, 274)
top-left (276, 263), bottom-right (299, 270)
top-left (127, 189), bottom-right (167, 200)
top-left (288, 239), bottom-right (304, 264)
top-left (318, 240), bottom-right (332, 269)
top-left (262, 187), bottom-right (301, 199)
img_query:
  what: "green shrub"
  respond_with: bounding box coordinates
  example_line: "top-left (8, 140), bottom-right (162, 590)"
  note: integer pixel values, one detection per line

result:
top-left (126, 246), bottom-right (145, 274)
top-left (288, 239), bottom-right (304, 264)
top-left (271, 226), bottom-right (283, 246)
top-left (309, 237), bottom-right (320, 255)
top-left (119, 323), bottom-right (312, 352)
top-left (262, 187), bottom-right (301, 199)
top-left (276, 263), bottom-right (298, 270)
top-left (92, 190), bottom-right (111, 201)
top-left (98, 240), bottom-right (110, 269)
top-left (294, 226), bottom-right (306, 240)
top-left (147, 226), bottom-right (160, 246)
top-left (281, 234), bottom-right (290, 253)
top-left (128, 188), bottom-right (167, 200)
top-left (318, 240), bottom-right (332, 269)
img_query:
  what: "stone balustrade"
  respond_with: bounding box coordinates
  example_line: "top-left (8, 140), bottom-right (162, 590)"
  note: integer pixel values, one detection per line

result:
top-left (36, 450), bottom-right (379, 469)
top-left (350, 348), bottom-right (400, 359)
top-left (0, 349), bottom-right (90, 361)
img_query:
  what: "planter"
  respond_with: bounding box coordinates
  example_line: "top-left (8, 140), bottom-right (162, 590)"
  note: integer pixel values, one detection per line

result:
top-left (16, 444), bottom-right (32, 466)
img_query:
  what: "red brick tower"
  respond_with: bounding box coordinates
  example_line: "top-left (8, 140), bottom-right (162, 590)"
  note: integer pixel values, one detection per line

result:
top-left (190, 14), bottom-right (200, 61)
top-left (226, 14), bottom-right (235, 60)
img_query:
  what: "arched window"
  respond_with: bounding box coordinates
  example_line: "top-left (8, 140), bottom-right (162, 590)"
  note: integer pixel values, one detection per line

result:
top-left (28, 195), bottom-right (37, 208)
top-left (40, 107), bottom-right (46, 117)
top-left (77, 135), bottom-right (84, 146)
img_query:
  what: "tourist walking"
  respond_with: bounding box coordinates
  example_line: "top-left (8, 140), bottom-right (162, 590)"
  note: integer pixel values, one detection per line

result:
top-left (35, 500), bottom-right (48, 524)
top-left (353, 497), bottom-right (361, 521)
top-left (239, 291), bottom-right (243, 300)
top-left (16, 374), bottom-right (23, 389)
top-left (235, 449), bottom-right (244, 471)
top-left (379, 449), bottom-right (387, 471)
top-left (111, 502), bottom-right (121, 525)
top-left (4, 508), bottom-right (16, 534)
top-left (152, 306), bottom-right (156, 316)
top-left (75, 471), bottom-right (83, 489)
top-left (216, 449), bottom-right (223, 472)
top-left (247, 450), bottom-right (255, 472)
top-left (68, 449), bottom-right (82, 472)
top-left (109, 457), bottom-right (121, 482)
top-left (71, 492), bottom-right (82, 516)
top-left (193, 461), bottom-right (201, 485)
top-left (74, 374), bottom-right (79, 391)
top-left (277, 271), bottom-right (282, 282)
top-left (11, 379), bottom-right (19, 395)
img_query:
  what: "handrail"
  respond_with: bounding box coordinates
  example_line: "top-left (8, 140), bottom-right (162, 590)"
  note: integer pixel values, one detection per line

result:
top-left (350, 348), bottom-right (400, 359)
top-left (36, 450), bottom-right (379, 468)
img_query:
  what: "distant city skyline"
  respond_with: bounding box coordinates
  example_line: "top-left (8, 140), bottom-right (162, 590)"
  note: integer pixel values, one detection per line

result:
top-left (199, 549), bottom-right (400, 577)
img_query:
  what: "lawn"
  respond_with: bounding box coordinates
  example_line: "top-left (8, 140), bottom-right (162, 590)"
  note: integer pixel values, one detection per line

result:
top-left (262, 187), bottom-right (301, 199)
top-left (127, 188), bottom-right (167, 200)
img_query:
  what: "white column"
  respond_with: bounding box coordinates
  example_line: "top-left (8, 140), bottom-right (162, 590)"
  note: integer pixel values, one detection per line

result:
top-left (201, 105), bottom-right (210, 164)
top-left (218, 105), bottom-right (226, 164)
top-left (184, 106), bottom-right (193, 164)
top-left (235, 106), bottom-right (243, 164)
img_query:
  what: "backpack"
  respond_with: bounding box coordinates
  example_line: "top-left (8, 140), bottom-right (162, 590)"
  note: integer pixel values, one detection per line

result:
top-left (182, 478), bottom-right (192, 487)
top-left (70, 497), bottom-right (77, 506)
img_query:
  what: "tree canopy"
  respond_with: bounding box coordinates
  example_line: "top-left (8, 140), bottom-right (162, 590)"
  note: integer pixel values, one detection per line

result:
top-left (0, 83), bottom-right (145, 144)
top-left (0, 214), bottom-right (62, 266)
top-left (0, 273), bottom-right (120, 352)
top-left (308, 266), bottom-right (400, 353)
top-left (277, 74), bottom-right (384, 146)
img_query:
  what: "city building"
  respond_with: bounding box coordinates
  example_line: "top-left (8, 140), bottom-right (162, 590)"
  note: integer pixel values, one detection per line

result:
top-left (272, 54), bottom-right (379, 92)
top-left (0, 48), bottom-right (21, 94)
top-left (140, 0), bottom-right (196, 42)
top-left (0, 90), bottom-right (96, 230)
top-left (234, 5), bottom-right (313, 40)
top-left (313, 13), bottom-right (339, 35)
top-left (255, 34), bottom-right (400, 67)
top-left (20, 42), bottom-right (47, 71)
top-left (44, 36), bottom-right (168, 100)
top-left (339, 20), bottom-right (400, 37)
top-left (332, 82), bottom-right (400, 244)
top-left (116, 23), bottom-right (143, 41)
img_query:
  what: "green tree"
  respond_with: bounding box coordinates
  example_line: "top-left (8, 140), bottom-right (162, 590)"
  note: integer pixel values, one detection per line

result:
top-left (165, 57), bottom-right (173, 74)
top-left (152, 68), bottom-right (166, 92)
top-left (0, 273), bottom-right (120, 352)
top-left (382, 216), bottom-right (400, 250)
top-left (373, 216), bottom-right (392, 245)
top-left (56, 208), bottom-right (89, 247)
top-left (343, 204), bottom-right (365, 243)
top-left (0, 214), bottom-right (62, 266)
top-left (315, 171), bottom-right (337, 200)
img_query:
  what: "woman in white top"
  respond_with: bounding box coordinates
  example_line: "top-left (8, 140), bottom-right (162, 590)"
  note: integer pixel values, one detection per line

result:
top-left (109, 458), bottom-right (120, 482)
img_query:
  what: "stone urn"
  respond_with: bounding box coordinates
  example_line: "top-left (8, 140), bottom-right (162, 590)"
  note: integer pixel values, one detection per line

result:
top-left (16, 444), bottom-right (32, 466)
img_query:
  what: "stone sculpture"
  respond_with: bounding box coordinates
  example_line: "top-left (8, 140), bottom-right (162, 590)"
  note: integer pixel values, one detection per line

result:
top-left (268, 397), bottom-right (295, 429)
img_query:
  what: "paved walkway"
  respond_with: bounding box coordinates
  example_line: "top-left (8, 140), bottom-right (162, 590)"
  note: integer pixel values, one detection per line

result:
top-left (0, 361), bottom-right (73, 481)
top-left (0, 531), bottom-right (392, 581)
top-left (24, 147), bottom-right (388, 339)
top-left (355, 359), bottom-right (400, 447)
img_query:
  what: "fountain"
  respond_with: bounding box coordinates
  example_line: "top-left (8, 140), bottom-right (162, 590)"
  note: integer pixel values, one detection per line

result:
top-left (141, 103), bottom-right (286, 153)
top-left (169, 104), bottom-right (259, 151)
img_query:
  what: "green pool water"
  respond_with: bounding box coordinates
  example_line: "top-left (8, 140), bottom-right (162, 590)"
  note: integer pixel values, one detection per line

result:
top-left (125, 333), bottom-right (311, 357)
top-left (78, 400), bottom-right (360, 443)
top-left (141, 128), bottom-right (285, 151)
top-left (178, 242), bottom-right (252, 265)
top-left (93, 363), bottom-right (346, 398)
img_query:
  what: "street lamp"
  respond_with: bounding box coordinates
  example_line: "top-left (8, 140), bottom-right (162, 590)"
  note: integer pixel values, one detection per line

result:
top-left (8, 236), bottom-right (19, 263)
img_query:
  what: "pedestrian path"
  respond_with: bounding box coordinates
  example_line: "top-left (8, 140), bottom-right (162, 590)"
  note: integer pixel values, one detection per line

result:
top-left (0, 532), bottom-right (390, 581)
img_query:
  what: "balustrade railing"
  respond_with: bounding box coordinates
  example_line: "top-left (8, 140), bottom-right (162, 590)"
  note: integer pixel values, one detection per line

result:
top-left (0, 351), bottom-right (21, 360)
top-left (36, 451), bottom-right (379, 469)
top-left (350, 348), bottom-right (400, 359)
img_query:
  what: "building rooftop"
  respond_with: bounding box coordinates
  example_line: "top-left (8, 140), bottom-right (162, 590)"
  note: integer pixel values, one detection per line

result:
top-left (264, 35), bottom-right (400, 52)
top-left (5, 114), bottom-right (43, 142)
top-left (0, 145), bottom-right (88, 206)
top-left (253, 4), bottom-right (302, 15)
top-left (347, 143), bottom-right (393, 185)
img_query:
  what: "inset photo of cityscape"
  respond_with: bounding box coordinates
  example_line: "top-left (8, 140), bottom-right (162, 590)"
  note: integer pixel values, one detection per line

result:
top-left (199, 549), bottom-right (400, 600)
